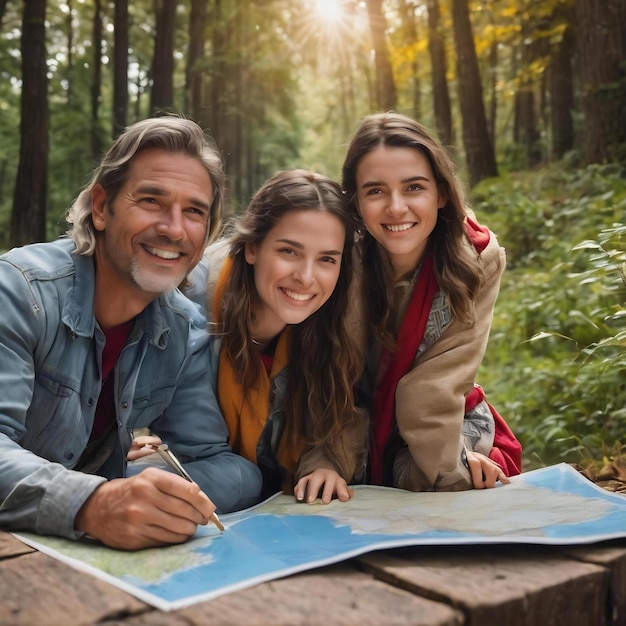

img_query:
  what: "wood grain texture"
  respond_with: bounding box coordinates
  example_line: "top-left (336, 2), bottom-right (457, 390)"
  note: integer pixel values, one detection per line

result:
top-left (178, 564), bottom-right (462, 626)
top-left (0, 532), bottom-right (34, 559)
top-left (564, 542), bottom-right (626, 626)
top-left (0, 551), bottom-right (147, 626)
top-left (357, 545), bottom-right (609, 626)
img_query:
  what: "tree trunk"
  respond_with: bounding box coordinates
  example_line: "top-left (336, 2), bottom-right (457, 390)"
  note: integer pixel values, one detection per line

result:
top-left (150, 0), bottom-right (176, 114)
top-left (484, 2), bottom-right (499, 149)
top-left (90, 0), bottom-right (103, 158)
top-left (365, 0), bottom-right (397, 111)
top-left (231, 0), bottom-right (245, 203)
top-left (513, 86), bottom-right (541, 166)
top-left (398, 0), bottom-right (420, 120)
top-left (208, 0), bottom-right (227, 149)
top-left (11, 0), bottom-right (48, 246)
top-left (451, 0), bottom-right (497, 185)
top-left (65, 0), bottom-right (73, 103)
top-left (185, 0), bottom-right (208, 120)
top-left (0, 159), bottom-right (7, 208)
top-left (574, 0), bottom-right (626, 164)
top-left (549, 24), bottom-right (574, 159)
top-left (514, 20), bottom-right (548, 168)
top-left (0, 0), bottom-right (8, 27)
top-left (113, 0), bottom-right (128, 138)
top-left (426, 0), bottom-right (452, 145)
top-left (487, 39), bottom-right (497, 146)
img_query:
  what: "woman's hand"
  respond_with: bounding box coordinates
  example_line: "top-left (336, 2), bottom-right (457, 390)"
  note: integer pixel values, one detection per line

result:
top-left (127, 434), bottom-right (162, 461)
top-left (467, 450), bottom-right (510, 489)
top-left (294, 468), bottom-right (354, 504)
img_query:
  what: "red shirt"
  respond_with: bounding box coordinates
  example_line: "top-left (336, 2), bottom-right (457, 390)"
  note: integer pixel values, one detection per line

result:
top-left (89, 321), bottom-right (133, 443)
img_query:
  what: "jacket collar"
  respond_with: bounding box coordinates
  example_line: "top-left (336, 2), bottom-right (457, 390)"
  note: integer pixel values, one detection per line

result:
top-left (62, 251), bottom-right (170, 349)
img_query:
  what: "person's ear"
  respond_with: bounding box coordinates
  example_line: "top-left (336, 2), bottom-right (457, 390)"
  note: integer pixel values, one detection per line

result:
top-left (244, 242), bottom-right (257, 265)
top-left (91, 184), bottom-right (107, 232)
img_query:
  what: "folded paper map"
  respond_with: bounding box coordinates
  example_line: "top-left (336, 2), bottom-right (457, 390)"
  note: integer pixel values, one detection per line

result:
top-left (13, 463), bottom-right (626, 611)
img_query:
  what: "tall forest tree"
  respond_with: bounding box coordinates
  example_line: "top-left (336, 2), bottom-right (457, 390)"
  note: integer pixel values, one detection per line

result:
top-left (64, 0), bottom-right (74, 103)
top-left (451, 0), bottom-right (497, 185)
top-left (549, 20), bottom-right (574, 159)
top-left (113, 0), bottom-right (128, 138)
top-left (575, 0), bottom-right (626, 164)
top-left (185, 0), bottom-right (208, 120)
top-left (150, 0), bottom-right (176, 113)
top-left (426, 0), bottom-right (452, 145)
top-left (396, 0), bottom-right (421, 120)
top-left (11, 0), bottom-right (48, 246)
top-left (484, 8), bottom-right (498, 147)
top-left (365, 0), bottom-right (397, 111)
top-left (90, 0), bottom-right (103, 157)
top-left (230, 1), bottom-right (247, 203)
top-left (207, 0), bottom-right (228, 152)
top-left (513, 28), bottom-right (543, 168)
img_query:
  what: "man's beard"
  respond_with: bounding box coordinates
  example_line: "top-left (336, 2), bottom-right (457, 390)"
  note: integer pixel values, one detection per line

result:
top-left (129, 259), bottom-right (185, 295)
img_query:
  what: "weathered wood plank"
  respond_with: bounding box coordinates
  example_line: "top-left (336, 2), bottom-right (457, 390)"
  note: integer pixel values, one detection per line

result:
top-left (4, 529), bottom-right (624, 626)
top-left (0, 531), bottom-right (34, 559)
top-left (99, 614), bottom-right (188, 626)
top-left (564, 542), bottom-right (626, 626)
top-left (0, 551), bottom-right (148, 625)
top-left (357, 545), bottom-right (608, 626)
top-left (175, 564), bottom-right (463, 626)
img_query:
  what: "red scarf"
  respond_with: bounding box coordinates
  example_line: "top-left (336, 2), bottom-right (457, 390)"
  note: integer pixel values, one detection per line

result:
top-left (370, 251), bottom-right (438, 484)
top-left (369, 218), bottom-right (491, 485)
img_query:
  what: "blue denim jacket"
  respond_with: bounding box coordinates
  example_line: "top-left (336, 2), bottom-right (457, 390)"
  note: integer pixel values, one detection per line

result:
top-left (0, 239), bottom-right (262, 539)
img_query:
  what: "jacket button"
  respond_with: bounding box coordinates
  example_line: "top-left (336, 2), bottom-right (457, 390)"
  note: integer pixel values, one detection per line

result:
top-left (87, 398), bottom-right (94, 406)
top-left (121, 401), bottom-right (129, 409)
top-left (65, 451), bottom-right (74, 460)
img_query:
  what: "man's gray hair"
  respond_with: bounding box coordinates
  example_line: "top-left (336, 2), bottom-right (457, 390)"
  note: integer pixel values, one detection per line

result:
top-left (66, 116), bottom-right (224, 255)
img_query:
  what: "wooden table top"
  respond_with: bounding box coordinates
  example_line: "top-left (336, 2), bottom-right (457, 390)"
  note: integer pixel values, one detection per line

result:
top-left (1, 528), bottom-right (625, 626)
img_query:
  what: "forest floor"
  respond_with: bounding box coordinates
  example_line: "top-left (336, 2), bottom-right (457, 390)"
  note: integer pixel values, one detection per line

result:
top-left (574, 457), bottom-right (626, 495)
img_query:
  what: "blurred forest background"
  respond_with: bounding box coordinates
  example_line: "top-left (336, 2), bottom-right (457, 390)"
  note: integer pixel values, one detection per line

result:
top-left (0, 0), bottom-right (624, 475)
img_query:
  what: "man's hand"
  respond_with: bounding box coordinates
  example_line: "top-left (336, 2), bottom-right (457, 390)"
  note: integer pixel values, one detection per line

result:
top-left (467, 450), bottom-right (510, 489)
top-left (74, 467), bottom-right (215, 550)
top-left (294, 468), bottom-right (354, 504)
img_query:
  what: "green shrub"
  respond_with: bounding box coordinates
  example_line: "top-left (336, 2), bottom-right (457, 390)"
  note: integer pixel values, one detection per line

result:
top-left (474, 164), bottom-right (626, 469)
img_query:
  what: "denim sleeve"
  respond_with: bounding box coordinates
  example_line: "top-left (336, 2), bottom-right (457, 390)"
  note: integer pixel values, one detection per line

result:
top-left (0, 260), bottom-right (106, 538)
top-left (149, 331), bottom-right (263, 513)
top-left (0, 455), bottom-right (106, 539)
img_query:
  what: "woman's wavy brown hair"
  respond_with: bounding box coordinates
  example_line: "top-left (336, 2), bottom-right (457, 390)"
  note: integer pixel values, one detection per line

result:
top-left (341, 112), bottom-right (482, 342)
top-left (220, 169), bottom-right (362, 466)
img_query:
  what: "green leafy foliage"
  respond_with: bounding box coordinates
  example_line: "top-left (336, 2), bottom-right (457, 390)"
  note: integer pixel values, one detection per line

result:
top-left (473, 163), bottom-right (626, 469)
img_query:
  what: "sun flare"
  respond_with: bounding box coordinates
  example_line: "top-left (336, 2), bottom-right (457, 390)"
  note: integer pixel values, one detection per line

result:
top-left (294, 0), bottom-right (365, 63)
top-left (315, 0), bottom-right (343, 22)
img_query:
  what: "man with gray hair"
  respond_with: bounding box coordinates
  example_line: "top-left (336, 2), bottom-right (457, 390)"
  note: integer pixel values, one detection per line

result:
top-left (0, 116), bottom-right (262, 549)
